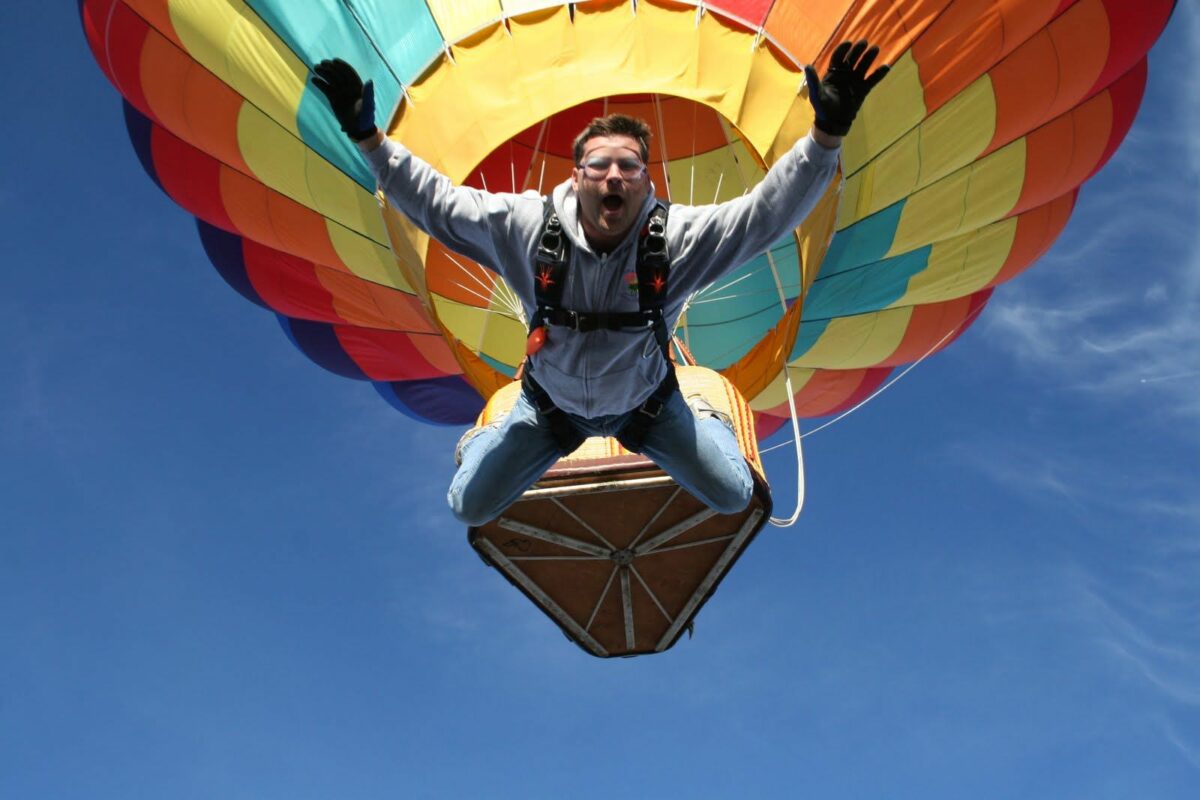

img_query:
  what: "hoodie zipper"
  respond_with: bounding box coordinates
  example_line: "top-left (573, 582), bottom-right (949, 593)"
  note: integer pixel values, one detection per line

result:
top-left (583, 250), bottom-right (609, 416)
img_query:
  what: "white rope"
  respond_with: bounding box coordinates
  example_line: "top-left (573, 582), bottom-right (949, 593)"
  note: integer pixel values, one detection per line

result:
top-left (528, 118), bottom-right (550, 194)
top-left (447, 285), bottom-right (522, 319)
top-left (688, 99), bottom-right (697, 205)
top-left (762, 227), bottom-right (805, 527)
top-left (510, 141), bottom-right (517, 193)
top-left (653, 93), bottom-right (672, 201)
top-left (767, 368), bottom-right (807, 527)
top-left (696, 264), bottom-right (767, 299)
top-left (442, 250), bottom-right (523, 320)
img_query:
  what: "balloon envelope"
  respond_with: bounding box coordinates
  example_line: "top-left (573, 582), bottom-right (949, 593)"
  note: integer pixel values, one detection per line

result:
top-left (80, 0), bottom-right (1177, 435)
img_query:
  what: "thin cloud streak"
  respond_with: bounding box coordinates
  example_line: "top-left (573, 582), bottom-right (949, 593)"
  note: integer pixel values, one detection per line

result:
top-left (969, 550), bottom-right (1200, 770)
top-left (963, 440), bottom-right (1200, 763)
top-left (950, 437), bottom-right (1198, 526)
top-left (1162, 715), bottom-right (1200, 771)
top-left (981, 7), bottom-right (1200, 426)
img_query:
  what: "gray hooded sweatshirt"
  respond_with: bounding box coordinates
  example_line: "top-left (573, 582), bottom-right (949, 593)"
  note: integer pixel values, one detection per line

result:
top-left (365, 133), bottom-right (839, 418)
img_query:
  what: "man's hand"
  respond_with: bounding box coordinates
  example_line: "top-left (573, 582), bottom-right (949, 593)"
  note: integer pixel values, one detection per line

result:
top-left (312, 58), bottom-right (378, 142)
top-left (804, 41), bottom-right (890, 138)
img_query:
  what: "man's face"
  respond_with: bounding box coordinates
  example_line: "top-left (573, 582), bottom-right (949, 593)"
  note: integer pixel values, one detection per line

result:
top-left (571, 134), bottom-right (652, 250)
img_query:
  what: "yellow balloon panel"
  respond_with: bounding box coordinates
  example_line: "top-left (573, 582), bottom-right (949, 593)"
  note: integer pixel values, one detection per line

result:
top-left (499, 0), bottom-right (570, 15)
top-left (393, 2), bottom-right (808, 178)
top-left (891, 219), bottom-right (1017, 308)
top-left (792, 306), bottom-right (914, 370)
top-left (842, 76), bottom-right (997, 226)
top-left (427, 0), bottom-right (504, 44)
top-left (169, 0), bottom-right (304, 137)
top-left (326, 224), bottom-right (415, 294)
top-left (433, 293), bottom-right (526, 369)
top-left (665, 138), bottom-right (766, 206)
top-left (887, 140), bottom-right (1026, 257)
top-left (839, 51), bottom-right (926, 177)
top-left (749, 365), bottom-right (817, 411)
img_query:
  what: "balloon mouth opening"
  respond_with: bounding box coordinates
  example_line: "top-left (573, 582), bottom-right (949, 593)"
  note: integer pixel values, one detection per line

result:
top-left (462, 93), bottom-right (752, 200)
top-left (418, 92), bottom-right (770, 379)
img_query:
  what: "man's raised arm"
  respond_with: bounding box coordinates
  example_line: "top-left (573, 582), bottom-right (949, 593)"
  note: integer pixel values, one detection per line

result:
top-left (311, 58), bottom-right (541, 286)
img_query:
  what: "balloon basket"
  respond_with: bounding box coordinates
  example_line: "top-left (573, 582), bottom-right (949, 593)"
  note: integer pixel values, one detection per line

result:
top-left (467, 367), bottom-right (772, 657)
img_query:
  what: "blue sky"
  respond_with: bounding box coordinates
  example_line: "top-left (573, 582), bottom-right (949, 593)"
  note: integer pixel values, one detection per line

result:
top-left (3, 3), bottom-right (1198, 798)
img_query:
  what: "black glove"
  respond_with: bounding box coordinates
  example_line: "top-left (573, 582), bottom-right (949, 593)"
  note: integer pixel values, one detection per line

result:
top-left (312, 58), bottom-right (378, 142)
top-left (804, 40), bottom-right (890, 137)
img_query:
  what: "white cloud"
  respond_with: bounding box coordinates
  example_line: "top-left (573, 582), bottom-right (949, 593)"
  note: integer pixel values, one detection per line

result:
top-left (960, 443), bottom-right (1200, 758)
top-left (950, 435), bottom-right (1200, 529)
top-left (983, 190), bottom-right (1200, 418)
top-left (0, 307), bottom-right (97, 493)
top-left (981, 3), bottom-right (1200, 427)
top-left (1145, 282), bottom-right (1170, 304)
top-left (1161, 714), bottom-right (1200, 770)
top-left (1181, 3), bottom-right (1200, 177)
top-left (967, 550), bottom-right (1200, 768)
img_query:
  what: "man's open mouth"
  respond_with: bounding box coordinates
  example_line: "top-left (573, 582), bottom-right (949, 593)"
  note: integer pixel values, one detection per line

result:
top-left (601, 194), bottom-right (624, 212)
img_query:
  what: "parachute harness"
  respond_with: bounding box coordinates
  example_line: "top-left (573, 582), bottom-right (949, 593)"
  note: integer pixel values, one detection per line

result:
top-left (522, 199), bottom-right (678, 453)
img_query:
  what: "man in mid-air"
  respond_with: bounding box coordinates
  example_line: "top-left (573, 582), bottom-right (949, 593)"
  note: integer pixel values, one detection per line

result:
top-left (313, 42), bottom-right (889, 526)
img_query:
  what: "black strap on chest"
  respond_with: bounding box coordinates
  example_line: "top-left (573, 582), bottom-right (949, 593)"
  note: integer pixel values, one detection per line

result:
top-left (525, 199), bottom-right (678, 453)
top-left (530, 199), bottom-right (672, 358)
top-left (521, 371), bottom-right (586, 454)
top-left (613, 365), bottom-right (678, 453)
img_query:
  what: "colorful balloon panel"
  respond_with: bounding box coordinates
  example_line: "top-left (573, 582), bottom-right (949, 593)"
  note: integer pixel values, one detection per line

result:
top-left (81, 0), bottom-right (1176, 430)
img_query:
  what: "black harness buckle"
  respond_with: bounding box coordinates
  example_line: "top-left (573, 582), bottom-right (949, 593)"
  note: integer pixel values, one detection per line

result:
top-left (636, 396), bottom-right (666, 419)
top-left (527, 199), bottom-right (676, 453)
top-left (615, 368), bottom-right (680, 453)
top-left (643, 216), bottom-right (668, 262)
top-left (522, 372), bottom-right (586, 453)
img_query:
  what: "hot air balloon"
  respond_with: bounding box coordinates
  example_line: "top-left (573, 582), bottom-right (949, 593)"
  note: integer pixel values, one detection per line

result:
top-left (80, 0), bottom-right (1177, 656)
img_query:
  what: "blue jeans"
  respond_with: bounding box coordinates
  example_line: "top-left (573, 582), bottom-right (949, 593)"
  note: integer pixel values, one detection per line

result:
top-left (448, 389), bottom-right (754, 526)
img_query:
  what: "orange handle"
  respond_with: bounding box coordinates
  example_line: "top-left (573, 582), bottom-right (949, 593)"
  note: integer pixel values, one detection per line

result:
top-left (526, 326), bottom-right (548, 355)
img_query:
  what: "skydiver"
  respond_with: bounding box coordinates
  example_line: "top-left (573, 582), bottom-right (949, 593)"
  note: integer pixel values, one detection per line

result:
top-left (313, 41), bottom-right (889, 526)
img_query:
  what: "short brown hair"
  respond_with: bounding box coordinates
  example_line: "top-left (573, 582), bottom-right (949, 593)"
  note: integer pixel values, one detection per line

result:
top-left (572, 114), bottom-right (652, 165)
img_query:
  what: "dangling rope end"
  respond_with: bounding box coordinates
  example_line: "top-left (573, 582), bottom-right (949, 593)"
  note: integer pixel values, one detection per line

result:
top-left (767, 367), bottom-right (806, 528)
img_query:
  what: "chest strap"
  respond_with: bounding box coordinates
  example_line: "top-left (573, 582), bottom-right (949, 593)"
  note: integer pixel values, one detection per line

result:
top-left (530, 199), bottom-right (671, 353)
top-left (538, 307), bottom-right (662, 332)
top-left (524, 199), bottom-right (677, 453)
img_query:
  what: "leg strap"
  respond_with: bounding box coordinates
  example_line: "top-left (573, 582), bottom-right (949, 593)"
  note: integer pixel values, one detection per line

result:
top-left (521, 372), bottom-right (586, 453)
top-left (615, 368), bottom-right (680, 454)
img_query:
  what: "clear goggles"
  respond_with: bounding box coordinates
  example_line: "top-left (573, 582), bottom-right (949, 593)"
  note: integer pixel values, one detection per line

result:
top-left (578, 155), bottom-right (646, 180)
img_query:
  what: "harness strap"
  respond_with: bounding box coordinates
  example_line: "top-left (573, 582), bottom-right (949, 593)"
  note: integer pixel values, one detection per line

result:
top-left (525, 199), bottom-right (678, 453)
top-left (529, 199), bottom-right (671, 342)
top-left (635, 203), bottom-right (672, 360)
top-left (521, 372), bottom-right (586, 452)
top-left (614, 368), bottom-right (680, 454)
top-left (538, 307), bottom-right (661, 332)
top-left (522, 368), bottom-right (680, 455)
top-left (531, 199), bottom-right (570, 336)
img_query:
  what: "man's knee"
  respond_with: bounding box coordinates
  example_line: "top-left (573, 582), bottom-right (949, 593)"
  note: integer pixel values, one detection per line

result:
top-left (708, 482), bottom-right (753, 515)
top-left (705, 464), bottom-right (754, 515)
top-left (447, 479), bottom-right (501, 527)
